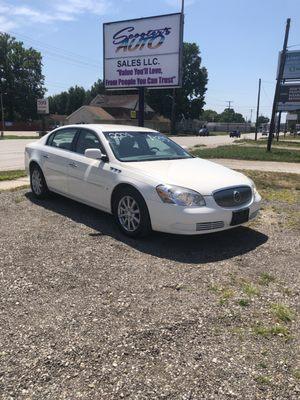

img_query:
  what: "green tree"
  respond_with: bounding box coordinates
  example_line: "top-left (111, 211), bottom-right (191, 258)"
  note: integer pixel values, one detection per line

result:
top-left (0, 33), bottom-right (45, 120)
top-left (146, 42), bottom-right (208, 120)
top-left (218, 108), bottom-right (245, 123)
top-left (85, 79), bottom-right (105, 104)
top-left (257, 115), bottom-right (269, 124)
top-left (49, 86), bottom-right (88, 115)
top-left (66, 86), bottom-right (87, 114)
top-left (201, 109), bottom-right (219, 122)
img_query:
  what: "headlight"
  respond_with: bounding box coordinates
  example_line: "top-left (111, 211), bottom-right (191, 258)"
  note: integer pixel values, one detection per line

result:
top-left (156, 184), bottom-right (206, 207)
top-left (249, 179), bottom-right (259, 197)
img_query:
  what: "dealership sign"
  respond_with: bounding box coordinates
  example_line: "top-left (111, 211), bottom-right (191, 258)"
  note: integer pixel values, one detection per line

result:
top-left (278, 50), bottom-right (300, 80)
top-left (37, 98), bottom-right (49, 114)
top-left (103, 13), bottom-right (183, 89)
top-left (277, 84), bottom-right (300, 111)
top-left (286, 113), bottom-right (298, 121)
top-left (279, 84), bottom-right (300, 103)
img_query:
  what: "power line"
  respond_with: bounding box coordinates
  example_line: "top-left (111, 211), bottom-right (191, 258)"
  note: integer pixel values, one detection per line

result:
top-left (4, 30), bottom-right (101, 65)
top-left (1, 30), bottom-right (101, 70)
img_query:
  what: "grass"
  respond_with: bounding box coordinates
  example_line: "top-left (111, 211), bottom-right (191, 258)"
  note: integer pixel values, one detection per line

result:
top-left (219, 288), bottom-right (234, 305)
top-left (262, 189), bottom-right (299, 204)
top-left (253, 324), bottom-right (290, 338)
top-left (192, 145), bottom-right (300, 163)
top-left (293, 369), bottom-right (300, 380)
top-left (238, 170), bottom-right (300, 191)
top-left (254, 375), bottom-right (272, 386)
top-left (0, 170), bottom-right (27, 181)
top-left (281, 135), bottom-right (300, 141)
top-left (242, 283), bottom-right (260, 297)
top-left (271, 304), bottom-right (294, 323)
top-left (238, 299), bottom-right (250, 307)
top-left (259, 273), bottom-right (276, 286)
top-left (234, 138), bottom-right (300, 148)
top-left (0, 135), bottom-right (38, 139)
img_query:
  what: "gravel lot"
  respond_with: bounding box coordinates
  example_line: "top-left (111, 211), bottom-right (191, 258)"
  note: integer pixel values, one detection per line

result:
top-left (0, 187), bottom-right (299, 399)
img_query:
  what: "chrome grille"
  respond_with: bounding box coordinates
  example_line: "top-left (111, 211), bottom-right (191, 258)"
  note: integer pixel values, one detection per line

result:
top-left (213, 186), bottom-right (252, 208)
top-left (196, 221), bottom-right (224, 231)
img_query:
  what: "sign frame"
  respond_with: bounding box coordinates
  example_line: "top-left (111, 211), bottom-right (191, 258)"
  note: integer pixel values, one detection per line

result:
top-left (278, 50), bottom-right (300, 80)
top-left (37, 98), bottom-right (49, 115)
top-left (103, 12), bottom-right (184, 90)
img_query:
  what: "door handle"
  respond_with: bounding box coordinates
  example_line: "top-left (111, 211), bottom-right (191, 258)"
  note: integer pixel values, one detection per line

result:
top-left (42, 154), bottom-right (49, 159)
top-left (68, 162), bottom-right (78, 168)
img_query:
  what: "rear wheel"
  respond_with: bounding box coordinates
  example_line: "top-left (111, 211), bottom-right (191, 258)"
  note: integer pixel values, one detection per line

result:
top-left (30, 164), bottom-right (50, 199)
top-left (113, 187), bottom-right (151, 238)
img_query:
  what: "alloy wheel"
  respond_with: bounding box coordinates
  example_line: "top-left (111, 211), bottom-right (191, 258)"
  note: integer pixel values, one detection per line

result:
top-left (117, 195), bottom-right (141, 232)
top-left (31, 169), bottom-right (43, 195)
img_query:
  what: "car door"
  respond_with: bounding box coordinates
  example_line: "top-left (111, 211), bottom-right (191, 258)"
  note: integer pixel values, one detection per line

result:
top-left (67, 128), bottom-right (114, 211)
top-left (42, 128), bottom-right (78, 194)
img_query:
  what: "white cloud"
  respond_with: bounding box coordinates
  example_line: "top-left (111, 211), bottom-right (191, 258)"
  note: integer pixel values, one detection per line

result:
top-left (0, 0), bottom-right (110, 31)
top-left (0, 14), bottom-right (16, 31)
top-left (55, 0), bottom-right (108, 16)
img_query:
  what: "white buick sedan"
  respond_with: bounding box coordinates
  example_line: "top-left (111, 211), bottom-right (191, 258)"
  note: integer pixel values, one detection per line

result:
top-left (25, 124), bottom-right (261, 237)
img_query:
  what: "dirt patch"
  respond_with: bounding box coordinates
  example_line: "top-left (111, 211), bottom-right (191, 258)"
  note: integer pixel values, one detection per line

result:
top-left (0, 189), bottom-right (299, 399)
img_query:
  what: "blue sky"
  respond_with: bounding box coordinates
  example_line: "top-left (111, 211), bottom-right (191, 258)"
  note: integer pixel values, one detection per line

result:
top-left (1, 0), bottom-right (300, 119)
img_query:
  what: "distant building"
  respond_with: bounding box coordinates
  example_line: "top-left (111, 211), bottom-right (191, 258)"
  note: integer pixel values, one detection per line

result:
top-left (48, 114), bottom-right (67, 127)
top-left (66, 105), bottom-right (115, 125)
top-left (66, 94), bottom-right (170, 132)
top-left (90, 94), bottom-right (155, 120)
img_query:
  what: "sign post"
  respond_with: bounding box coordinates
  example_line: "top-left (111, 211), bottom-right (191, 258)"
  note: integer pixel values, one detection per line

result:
top-left (37, 98), bottom-right (49, 137)
top-left (103, 11), bottom-right (183, 127)
top-left (267, 19), bottom-right (291, 151)
top-left (255, 78), bottom-right (261, 141)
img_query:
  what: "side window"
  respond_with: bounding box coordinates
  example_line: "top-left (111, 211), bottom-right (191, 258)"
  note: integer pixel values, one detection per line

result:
top-left (49, 129), bottom-right (78, 151)
top-left (75, 129), bottom-right (105, 155)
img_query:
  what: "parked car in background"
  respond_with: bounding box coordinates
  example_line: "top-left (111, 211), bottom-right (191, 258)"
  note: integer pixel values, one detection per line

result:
top-left (198, 127), bottom-right (210, 136)
top-left (25, 124), bottom-right (261, 238)
top-left (229, 130), bottom-right (241, 138)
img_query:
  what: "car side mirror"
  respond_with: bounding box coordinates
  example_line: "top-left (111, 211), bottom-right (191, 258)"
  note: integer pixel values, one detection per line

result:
top-left (84, 148), bottom-right (108, 162)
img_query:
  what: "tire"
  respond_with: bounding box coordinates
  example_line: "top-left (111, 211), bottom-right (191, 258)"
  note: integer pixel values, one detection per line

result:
top-left (113, 186), bottom-right (152, 238)
top-left (30, 164), bottom-right (50, 199)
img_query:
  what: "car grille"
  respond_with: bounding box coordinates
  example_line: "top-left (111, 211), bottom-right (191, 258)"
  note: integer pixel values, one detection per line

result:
top-left (213, 186), bottom-right (252, 208)
top-left (196, 221), bottom-right (225, 231)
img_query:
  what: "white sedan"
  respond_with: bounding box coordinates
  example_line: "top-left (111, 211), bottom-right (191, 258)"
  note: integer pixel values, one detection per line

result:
top-left (25, 124), bottom-right (261, 237)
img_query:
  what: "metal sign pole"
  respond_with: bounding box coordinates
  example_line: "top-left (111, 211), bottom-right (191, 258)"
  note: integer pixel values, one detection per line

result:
top-left (0, 92), bottom-right (4, 138)
top-left (267, 18), bottom-right (291, 151)
top-left (255, 78), bottom-right (261, 141)
top-left (138, 87), bottom-right (145, 127)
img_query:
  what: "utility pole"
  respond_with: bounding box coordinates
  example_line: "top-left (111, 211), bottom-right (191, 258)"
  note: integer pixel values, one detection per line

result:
top-left (250, 109), bottom-right (253, 122)
top-left (255, 78), bottom-right (261, 141)
top-left (0, 91), bottom-right (4, 138)
top-left (267, 18), bottom-right (291, 151)
top-left (226, 100), bottom-right (233, 110)
top-left (226, 101), bottom-right (233, 133)
top-left (276, 111), bottom-right (282, 141)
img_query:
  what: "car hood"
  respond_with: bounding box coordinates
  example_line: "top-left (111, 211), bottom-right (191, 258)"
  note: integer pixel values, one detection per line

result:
top-left (123, 157), bottom-right (252, 195)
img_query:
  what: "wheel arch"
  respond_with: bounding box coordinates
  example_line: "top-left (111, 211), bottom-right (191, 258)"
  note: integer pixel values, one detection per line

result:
top-left (29, 159), bottom-right (41, 173)
top-left (110, 182), bottom-right (147, 214)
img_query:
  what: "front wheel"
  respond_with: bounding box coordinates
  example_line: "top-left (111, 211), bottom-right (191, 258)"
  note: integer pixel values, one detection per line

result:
top-left (30, 164), bottom-right (50, 199)
top-left (113, 187), bottom-right (152, 238)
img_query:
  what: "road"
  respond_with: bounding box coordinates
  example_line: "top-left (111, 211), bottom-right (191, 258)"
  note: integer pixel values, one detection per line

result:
top-left (0, 132), bottom-right (271, 171)
top-left (173, 131), bottom-right (268, 148)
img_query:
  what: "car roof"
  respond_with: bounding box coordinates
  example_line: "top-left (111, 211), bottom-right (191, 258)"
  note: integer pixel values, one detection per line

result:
top-left (60, 124), bottom-right (157, 134)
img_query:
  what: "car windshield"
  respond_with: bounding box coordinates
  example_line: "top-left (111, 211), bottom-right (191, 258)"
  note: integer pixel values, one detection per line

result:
top-left (104, 131), bottom-right (192, 162)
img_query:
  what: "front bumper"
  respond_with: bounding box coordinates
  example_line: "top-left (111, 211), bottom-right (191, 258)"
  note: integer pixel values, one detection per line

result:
top-left (147, 193), bottom-right (262, 235)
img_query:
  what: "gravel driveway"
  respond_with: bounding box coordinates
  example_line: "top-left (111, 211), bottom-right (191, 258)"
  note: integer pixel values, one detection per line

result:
top-left (0, 189), bottom-right (299, 399)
